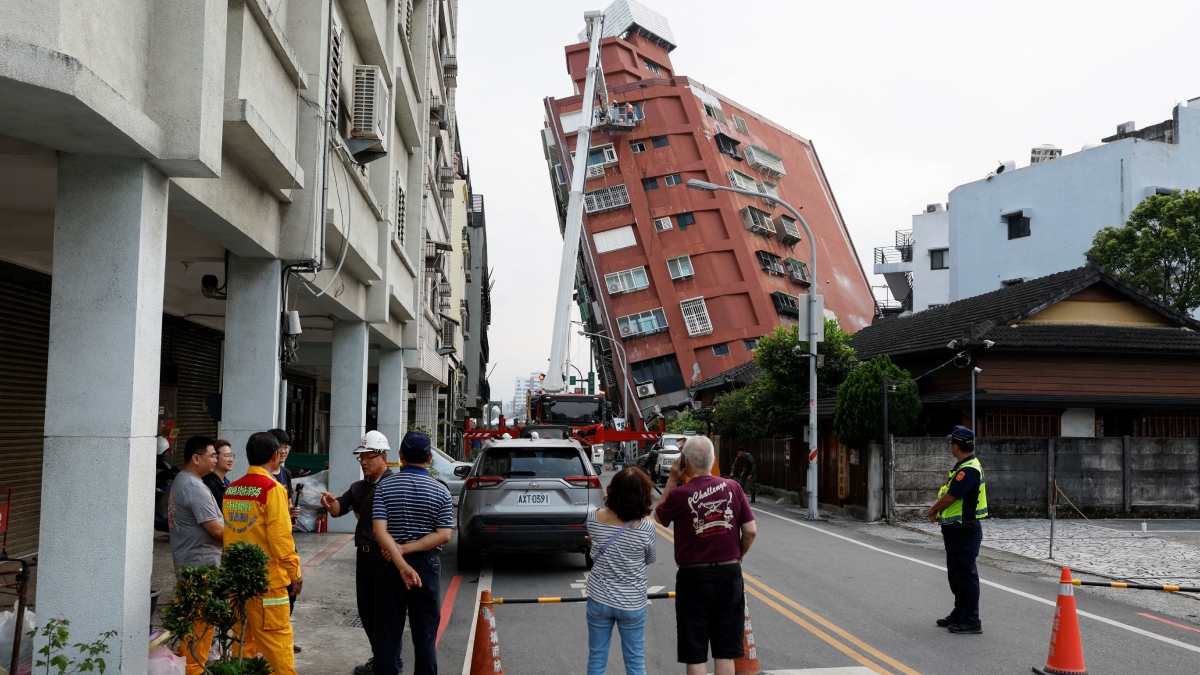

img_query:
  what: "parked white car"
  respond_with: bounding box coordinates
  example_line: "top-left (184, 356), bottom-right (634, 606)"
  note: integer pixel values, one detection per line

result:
top-left (390, 446), bottom-right (473, 497)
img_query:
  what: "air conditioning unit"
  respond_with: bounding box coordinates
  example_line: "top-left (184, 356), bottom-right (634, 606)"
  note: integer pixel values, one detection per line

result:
top-left (635, 382), bottom-right (657, 398)
top-left (351, 65), bottom-right (389, 151)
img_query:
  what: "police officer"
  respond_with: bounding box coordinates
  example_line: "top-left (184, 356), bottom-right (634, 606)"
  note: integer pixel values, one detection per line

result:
top-left (927, 426), bottom-right (988, 634)
top-left (319, 430), bottom-right (395, 675)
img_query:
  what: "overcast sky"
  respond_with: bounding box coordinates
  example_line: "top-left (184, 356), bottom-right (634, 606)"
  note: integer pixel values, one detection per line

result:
top-left (455, 0), bottom-right (1200, 408)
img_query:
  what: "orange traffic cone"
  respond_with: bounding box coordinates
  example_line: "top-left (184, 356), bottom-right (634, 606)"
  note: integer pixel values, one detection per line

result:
top-left (1034, 567), bottom-right (1088, 675)
top-left (734, 594), bottom-right (762, 675)
top-left (470, 590), bottom-right (504, 675)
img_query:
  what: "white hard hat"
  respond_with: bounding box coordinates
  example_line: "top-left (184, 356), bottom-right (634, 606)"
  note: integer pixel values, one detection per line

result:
top-left (156, 436), bottom-right (170, 454)
top-left (355, 430), bottom-right (390, 453)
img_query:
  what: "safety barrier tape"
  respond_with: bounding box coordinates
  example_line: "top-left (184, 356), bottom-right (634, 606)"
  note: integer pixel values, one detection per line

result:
top-left (1072, 579), bottom-right (1199, 593)
top-left (487, 591), bottom-right (675, 605)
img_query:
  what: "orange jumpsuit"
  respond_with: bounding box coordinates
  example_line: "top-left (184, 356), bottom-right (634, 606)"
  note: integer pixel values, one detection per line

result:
top-left (223, 466), bottom-right (302, 675)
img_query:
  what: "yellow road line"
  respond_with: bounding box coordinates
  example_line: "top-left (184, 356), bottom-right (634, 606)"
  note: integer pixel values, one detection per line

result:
top-left (742, 573), bottom-right (921, 675)
top-left (653, 523), bottom-right (921, 675)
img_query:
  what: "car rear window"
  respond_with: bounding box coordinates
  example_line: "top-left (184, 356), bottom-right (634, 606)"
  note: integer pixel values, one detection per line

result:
top-left (479, 447), bottom-right (586, 478)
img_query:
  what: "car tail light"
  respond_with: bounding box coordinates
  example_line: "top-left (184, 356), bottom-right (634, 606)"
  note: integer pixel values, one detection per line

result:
top-left (463, 476), bottom-right (504, 490)
top-left (565, 476), bottom-right (602, 489)
top-left (483, 526), bottom-right (501, 531)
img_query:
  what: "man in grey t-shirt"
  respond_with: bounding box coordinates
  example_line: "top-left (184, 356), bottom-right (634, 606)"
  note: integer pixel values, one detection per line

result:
top-left (168, 436), bottom-right (224, 578)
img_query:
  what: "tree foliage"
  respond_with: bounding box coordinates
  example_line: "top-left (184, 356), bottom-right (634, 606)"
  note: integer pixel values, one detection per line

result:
top-left (710, 386), bottom-right (767, 439)
top-left (751, 319), bottom-right (858, 437)
top-left (833, 355), bottom-right (921, 449)
top-left (1089, 190), bottom-right (1200, 314)
top-left (666, 411), bottom-right (708, 435)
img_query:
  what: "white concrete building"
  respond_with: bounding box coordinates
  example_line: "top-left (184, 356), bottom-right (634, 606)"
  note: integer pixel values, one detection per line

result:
top-left (0, 0), bottom-right (466, 668)
top-left (873, 204), bottom-right (950, 313)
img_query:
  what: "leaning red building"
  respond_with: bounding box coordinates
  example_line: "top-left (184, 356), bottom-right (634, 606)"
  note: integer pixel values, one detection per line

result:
top-left (541, 0), bottom-right (875, 415)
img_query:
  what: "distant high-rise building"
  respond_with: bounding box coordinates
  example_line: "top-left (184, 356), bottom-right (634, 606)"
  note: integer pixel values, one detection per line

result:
top-left (541, 0), bottom-right (875, 414)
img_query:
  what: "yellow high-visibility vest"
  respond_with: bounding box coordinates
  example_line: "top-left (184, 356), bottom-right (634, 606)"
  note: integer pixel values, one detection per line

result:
top-left (937, 456), bottom-right (988, 524)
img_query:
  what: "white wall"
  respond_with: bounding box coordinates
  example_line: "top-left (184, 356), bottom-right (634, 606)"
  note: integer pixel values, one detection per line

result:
top-left (910, 208), bottom-right (949, 311)
top-left (949, 105), bottom-right (1200, 301)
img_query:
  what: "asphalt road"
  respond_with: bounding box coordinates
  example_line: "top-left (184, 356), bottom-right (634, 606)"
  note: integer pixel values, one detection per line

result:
top-left (426, 475), bottom-right (1200, 674)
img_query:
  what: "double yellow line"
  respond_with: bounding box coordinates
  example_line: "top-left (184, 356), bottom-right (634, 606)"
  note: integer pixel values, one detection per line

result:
top-left (654, 523), bottom-right (921, 675)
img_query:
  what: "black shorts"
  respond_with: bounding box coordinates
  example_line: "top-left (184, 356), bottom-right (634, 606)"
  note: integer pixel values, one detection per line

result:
top-left (675, 565), bottom-right (745, 664)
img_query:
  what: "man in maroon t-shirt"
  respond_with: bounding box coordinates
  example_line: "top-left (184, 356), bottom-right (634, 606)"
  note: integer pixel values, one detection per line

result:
top-left (655, 436), bottom-right (757, 675)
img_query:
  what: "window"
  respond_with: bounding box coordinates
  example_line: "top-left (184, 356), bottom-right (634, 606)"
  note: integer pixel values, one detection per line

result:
top-left (587, 144), bottom-right (618, 166)
top-left (642, 177), bottom-right (659, 191)
top-left (771, 291), bottom-right (800, 317)
top-left (664, 173), bottom-right (682, 187)
top-left (593, 225), bottom-right (637, 253)
top-left (630, 141), bottom-right (646, 153)
top-left (728, 170), bottom-right (757, 192)
top-left (756, 250), bottom-right (785, 275)
top-left (666, 255), bottom-right (694, 280)
top-left (680, 297), bottom-right (713, 336)
top-left (1006, 211), bottom-right (1030, 239)
top-left (712, 343), bottom-right (731, 356)
top-left (741, 206), bottom-right (775, 236)
top-left (617, 308), bottom-right (668, 338)
top-left (732, 114), bottom-right (749, 134)
top-left (743, 338), bottom-right (758, 351)
top-left (1143, 412), bottom-right (1200, 437)
top-left (643, 59), bottom-right (661, 75)
top-left (553, 164), bottom-right (566, 185)
top-left (703, 102), bottom-right (726, 122)
top-left (983, 407), bottom-right (1059, 437)
top-left (930, 248), bottom-right (949, 270)
top-left (652, 136), bottom-right (670, 149)
top-left (630, 354), bottom-right (686, 395)
top-left (653, 216), bottom-right (673, 232)
top-left (604, 266), bottom-right (649, 295)
top-left (784, 258), bottom-right (809, 284)
top-left (715, 133), bottom-right (741, 158)
top-left (676, 212), bottom-right (695, 229)
top-left (583, 184), bottom-right (631, 213)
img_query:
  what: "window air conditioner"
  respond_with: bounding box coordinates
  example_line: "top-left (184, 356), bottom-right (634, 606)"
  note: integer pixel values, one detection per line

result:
top-left (350, 65), bottom-right (389, 159)
top-left (636, 382), bottom-right (657, 398)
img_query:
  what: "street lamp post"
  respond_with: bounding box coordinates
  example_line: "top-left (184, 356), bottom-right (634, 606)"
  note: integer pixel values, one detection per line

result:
top-left (577, 329), bottom-right (642, 423)
top-left (687, 179), bottom-right (822, 519)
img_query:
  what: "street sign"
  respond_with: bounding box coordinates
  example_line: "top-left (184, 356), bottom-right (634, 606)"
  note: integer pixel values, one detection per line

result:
top-left (569, 375), bottom-right (576, 385)
top-left (587, 371), bottom-right (595, 394)
top-left (796, 293), bottom-right (825, 342)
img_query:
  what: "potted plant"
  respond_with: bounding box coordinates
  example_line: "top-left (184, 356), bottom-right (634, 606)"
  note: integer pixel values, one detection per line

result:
top-left (160, 542), bottom-right (272, 675)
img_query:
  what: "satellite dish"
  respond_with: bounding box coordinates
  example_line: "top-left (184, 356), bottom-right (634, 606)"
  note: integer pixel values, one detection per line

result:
top-left (1081, 142), bottom-right (1101, 152)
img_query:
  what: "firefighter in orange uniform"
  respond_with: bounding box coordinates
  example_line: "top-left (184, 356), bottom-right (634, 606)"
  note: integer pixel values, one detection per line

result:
top-left (223, 431), bottom-right (303, 675)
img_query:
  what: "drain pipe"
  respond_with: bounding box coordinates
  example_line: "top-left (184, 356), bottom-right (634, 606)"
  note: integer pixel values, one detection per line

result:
top-left (317, 0), bottom-right (335, 269)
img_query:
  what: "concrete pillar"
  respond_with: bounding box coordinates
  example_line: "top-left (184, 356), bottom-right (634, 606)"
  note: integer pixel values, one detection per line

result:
top-left (377, 347), bottom-right (408, 451)
top-left (328, 320), bottom-right (368, 532)
top-left (866, 443), bottom-right (883, 522)
top-left (219, 254), bottom-right (282, 477)
top-left (1122, 435), bottom-right (1133, 515)
top-left (38, 155), bottom-right (168, 674)
top-left (414, 381), bottom-right (439, 448)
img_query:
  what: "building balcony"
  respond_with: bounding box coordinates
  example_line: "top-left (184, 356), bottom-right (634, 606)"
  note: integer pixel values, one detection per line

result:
top-left (745, 145), bottom-right (786, 178)
top-left (873, 245), bottom-right (913, 275)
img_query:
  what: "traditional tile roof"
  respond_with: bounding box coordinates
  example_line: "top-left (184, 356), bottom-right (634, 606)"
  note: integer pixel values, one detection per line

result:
top-left (852, 264), bottom-right (1200, 360)
top-left (689, 358), bottom-right (758, 394)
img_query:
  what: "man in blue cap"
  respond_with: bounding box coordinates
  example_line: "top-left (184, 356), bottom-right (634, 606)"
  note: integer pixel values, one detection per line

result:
top-left (927, 425), bottom-right (988, 634)
top-left (371, 431), bottom-right (454, 675)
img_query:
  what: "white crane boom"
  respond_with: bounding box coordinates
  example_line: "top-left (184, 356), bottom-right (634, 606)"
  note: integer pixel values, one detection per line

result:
top-left (544, 10), bottom-right (606, 394)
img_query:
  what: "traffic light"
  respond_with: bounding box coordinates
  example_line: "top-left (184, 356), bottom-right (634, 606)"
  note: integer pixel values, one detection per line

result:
top-left (538, 373), bottom-right (545, 381)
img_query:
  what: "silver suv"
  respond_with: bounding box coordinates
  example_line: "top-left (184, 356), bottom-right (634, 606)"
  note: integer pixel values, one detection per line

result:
top-left (454, 438), bottom-right (603, 569)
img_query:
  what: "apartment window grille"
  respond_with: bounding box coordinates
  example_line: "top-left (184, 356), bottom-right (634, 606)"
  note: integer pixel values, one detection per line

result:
top-left (703, 102), bottom-right (726, 122)
top-left (771, 291), bottom-right (800, 317)
top-left (587, 144), bottom-right (618, 166)
top-left (666, 255), bottom-right (694, 280)
top-left (593, 225), bottom-right (637, 253)
top-left (664, 173), bottom-right (682, 187)
top-left (1006, 211), bottom-right (1031, 239)
top-left (654, 217), bottom-right (673, 232)
top-left (680, 297), bottom-right (713, 336)
top-left (328, 20), bottom-right (345, 128)
top-left (712, 343), bottom-right (731, 356)
top-left (741, 206), bottom-right (775, 236)
top-left (732, 115), bottom-right (749, 134)
top-left (984, 407), bottom-right (1060, 437)
top-left (630, 141), bottom-right (647, 153)
top-left (1143, 411), bottom-right (1200, 437)
top-left (757, 180), bottom-right (779, 204)
top-left (604, 266), bottom-right (649, 295)
top-left (583, 184), bottom-right (631, 213)
top-left (642, 177), bottom-right (659, 191)
top-left (784, 258), bottom-right (810, 284)
top-left (402, 0), bottom-right (413, 43)
top-left (743, 338), bottom-right (758, 351)
top-left (395, 179), bottom-right (406, 245)
top-left (644, 59), bottom-right (661, 75)
top-left (744, 145), bottom-right (786, 178)
top-left (676, 212), bottom-right (696, 229)
top-left (587, 164), bottom-right (606, 180)
top-left (617, 308), bottom-right (668, 338)
top-left (931, 248), bottom-right (949, 270)
top-left (756, 250), bottom-right (785, 275)
top-left (777, 215), bottom-right (802, 246)
top-left (715, 133), bottom-right (742, 159)
top-left (652, 136), bottom-right (670, 149)
top-left (728, 170), bottom-right (757, 192)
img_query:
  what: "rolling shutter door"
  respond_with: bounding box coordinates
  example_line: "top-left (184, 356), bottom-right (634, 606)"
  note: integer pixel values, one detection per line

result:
top-left (0, 262), bottom-right (51, 557)
top-left (161, 316), bottom-right (223, 458)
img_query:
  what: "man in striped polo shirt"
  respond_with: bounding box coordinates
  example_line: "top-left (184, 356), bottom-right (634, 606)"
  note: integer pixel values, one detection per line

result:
top-left (372, 431), bottom-right (454, 675)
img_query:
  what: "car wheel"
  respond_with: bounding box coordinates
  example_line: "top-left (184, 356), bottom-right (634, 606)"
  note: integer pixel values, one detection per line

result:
top-left (583, 547), bottom-right (594, 570)
top-left (457, 539), bottom-right (481, 570)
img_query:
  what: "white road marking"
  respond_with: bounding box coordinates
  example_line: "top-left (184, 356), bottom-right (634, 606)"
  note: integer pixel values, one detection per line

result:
top-left (752, 507), bottom-right (1200, 655)
top-left (764, 669), bottom-right (876, 675)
